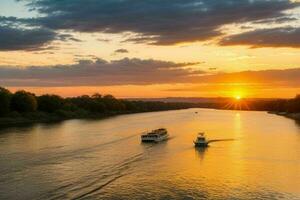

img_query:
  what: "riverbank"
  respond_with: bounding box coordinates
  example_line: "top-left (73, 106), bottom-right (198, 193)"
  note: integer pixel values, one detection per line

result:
top-left (280, 113), bottom-right (300, 121)
top-left (0, 111), bottom-right (127, 129)
top-left (2, 109), bottom-right (300, 129)
top-left (1, 87), bottom-right (201, 129)
top-left (268, 111), bottom-right (300, 121)
top-left (0, 108), bottom-right (190, 129)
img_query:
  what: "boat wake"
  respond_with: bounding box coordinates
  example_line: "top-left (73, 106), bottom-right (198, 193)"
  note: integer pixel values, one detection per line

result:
top-left (207, 139), bottom-right (235, 144)
top-left (39, 139), bottom-right (159, 200)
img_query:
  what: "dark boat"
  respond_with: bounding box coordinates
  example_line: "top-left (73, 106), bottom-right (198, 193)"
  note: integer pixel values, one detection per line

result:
top-left (194, 132), bottom-right (208, 147)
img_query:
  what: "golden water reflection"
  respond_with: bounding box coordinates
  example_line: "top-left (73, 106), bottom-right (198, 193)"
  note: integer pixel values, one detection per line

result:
top-left (0, 109), bottom-right (299, 199)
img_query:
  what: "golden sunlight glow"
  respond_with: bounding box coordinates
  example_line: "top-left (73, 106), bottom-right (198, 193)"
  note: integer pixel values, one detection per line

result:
top-left (232, 89), bottom-right (245, 100)
top-left (221, 89), bottom-right (251, 110)
top-left (235, 95), bottom-right (241, 100)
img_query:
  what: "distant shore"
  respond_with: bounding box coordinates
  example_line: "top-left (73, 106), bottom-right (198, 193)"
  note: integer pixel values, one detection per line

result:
top-left (268, 111), bottom-right (300, 121)
top-left (279, 113), bottom-right (300, 121)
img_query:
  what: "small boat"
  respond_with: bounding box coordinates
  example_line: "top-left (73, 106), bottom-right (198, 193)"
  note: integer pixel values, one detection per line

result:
top-left (194, 132), bottom-right (208, 147)
top-left (141, 128), bottom-right (169, 143)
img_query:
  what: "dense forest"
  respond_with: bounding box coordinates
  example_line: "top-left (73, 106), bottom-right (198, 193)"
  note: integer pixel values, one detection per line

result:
top-left (0, 87), bottom-right (199, 125)
top-left (0, 87), bottom-right (299, 126)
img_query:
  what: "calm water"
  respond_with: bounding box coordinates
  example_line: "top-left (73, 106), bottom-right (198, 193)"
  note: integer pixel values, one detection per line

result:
top-left (0, 109), bottom-right (300, 200)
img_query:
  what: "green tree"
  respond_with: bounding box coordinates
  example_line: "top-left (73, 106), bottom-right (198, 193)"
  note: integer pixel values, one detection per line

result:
top-left (92, 93), bottom-right (102, 99)
top-left (0, 87), bottom-right (12, 116)
top-left (11, 90), bottom-right (37, 112)
top-left (38, 94), bottom-right (65, 113)
top-left (102, 95), bottom-right (125, 111)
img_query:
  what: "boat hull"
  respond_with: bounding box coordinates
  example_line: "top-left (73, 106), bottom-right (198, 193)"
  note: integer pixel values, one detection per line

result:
top-left (194, 142), bottom-right (208, 147)
top-left (141, 135), bottom-right (169, 143)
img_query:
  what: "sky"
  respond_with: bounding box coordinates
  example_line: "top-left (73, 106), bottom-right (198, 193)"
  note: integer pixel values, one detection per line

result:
top-left (0, 0), bottom-right (300, 98)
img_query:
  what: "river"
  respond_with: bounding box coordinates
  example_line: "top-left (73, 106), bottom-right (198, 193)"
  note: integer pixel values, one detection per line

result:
top-left (0, 108), bottom-right (299, 199)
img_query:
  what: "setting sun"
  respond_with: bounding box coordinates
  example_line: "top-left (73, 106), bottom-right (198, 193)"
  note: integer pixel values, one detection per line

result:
top-left (232, 89), bottom-right (245, 100)
top-left (235, 95), bottom-right (241, 100)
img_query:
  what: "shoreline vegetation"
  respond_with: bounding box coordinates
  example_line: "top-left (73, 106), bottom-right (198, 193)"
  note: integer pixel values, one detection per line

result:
top-left (0, 87), bottom-right (299, 128)
top-left (0, 87), bottom-right (202, 128)
top-left (269, 112), bottom-right (300, 121)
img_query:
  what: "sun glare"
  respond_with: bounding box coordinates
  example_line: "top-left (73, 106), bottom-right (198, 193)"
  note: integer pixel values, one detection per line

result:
top-left (235, 95), bottom-right (241, 100)
top-left (232, 89), bottom-right (245, 101)
top-left (222, 91), bottom-right (250, 110)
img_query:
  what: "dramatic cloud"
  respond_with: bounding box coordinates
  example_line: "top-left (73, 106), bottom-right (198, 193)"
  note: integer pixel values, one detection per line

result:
top-left (0, 26), bottom-right (57, 51)
top-left (0, 16), bottom-right (80, 51)
top-left (0, 57), bottom-right (299, 88)
top-left (0, 58), bottom-right (204, 86)
top-left (220, 27), bottom-right (300, 48)
top-left (21, 0), bottom-right (299, 45)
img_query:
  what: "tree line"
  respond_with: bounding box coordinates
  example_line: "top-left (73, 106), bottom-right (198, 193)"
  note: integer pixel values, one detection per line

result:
top-left (218, 96), bottom-right (300, 113)
top-left (248, 95), bottom-right (300, 113)
top-left (0, 87), bottom-right (197, 118)
top-left (0, 87), bottom-right (299, 120)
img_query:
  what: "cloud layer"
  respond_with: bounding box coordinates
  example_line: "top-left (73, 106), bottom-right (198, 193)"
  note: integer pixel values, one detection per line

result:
top-left (19, 0), bottom-right (300, 46)
top-left (0, 16), bottom-right (79, 51)
top-left (0, 25), bottom-right (57, 51)
top-left (0, 58), bottom-right (299, 88)
top-left (0, 58), bottom-right (203, 86)
top-left (220, 27), bottom-right (300, 48)
top-left (0, 0), bottom-right (299, 50)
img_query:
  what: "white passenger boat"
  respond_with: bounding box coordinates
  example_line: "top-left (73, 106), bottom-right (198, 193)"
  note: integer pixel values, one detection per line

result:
top-left (194, 132), bottom-right (208, 147)
top-left (141, 128), bottom-right (169, 143)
